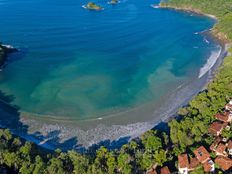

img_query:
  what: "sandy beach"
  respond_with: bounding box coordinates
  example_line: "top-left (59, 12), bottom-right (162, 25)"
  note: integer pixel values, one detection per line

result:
top-left (0, 34), bottom-right (227, 151)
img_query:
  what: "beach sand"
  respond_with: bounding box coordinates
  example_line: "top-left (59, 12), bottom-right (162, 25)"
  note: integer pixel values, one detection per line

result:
top-left (0, 36), bottom-right (227, 151)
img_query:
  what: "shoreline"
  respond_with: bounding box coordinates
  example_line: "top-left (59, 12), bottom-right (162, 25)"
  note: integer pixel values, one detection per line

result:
top-left (0, 36), bottom-right (227, 150)
top-left (0, 6), bottom-right (230, 151)
top-left (0, 43), bottom-right (18, 68)
top-left (158, 5), bottom-right (218, 20)
top-left (158, 2), bottom-right (230, 43)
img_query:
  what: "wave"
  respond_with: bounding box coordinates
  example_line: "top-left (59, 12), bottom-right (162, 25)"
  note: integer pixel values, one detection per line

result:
top-left (198, 46), bottom-right (222, 78)
top-left (203, 37), bottom-right (210, 44)
top-left (150, 4), bottom-right (160, 9)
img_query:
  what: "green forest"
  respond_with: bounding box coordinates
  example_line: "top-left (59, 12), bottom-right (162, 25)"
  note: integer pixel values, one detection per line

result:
top-left (0, 0), bottom-right (232, 173)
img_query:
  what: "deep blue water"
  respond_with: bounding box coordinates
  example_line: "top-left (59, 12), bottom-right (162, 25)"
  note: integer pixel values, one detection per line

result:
top-left (0, 0), bottom-right (220, 119)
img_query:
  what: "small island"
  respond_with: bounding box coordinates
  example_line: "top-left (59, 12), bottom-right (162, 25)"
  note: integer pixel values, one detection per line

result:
top-left (0, 43), bottom-right (18, 67)
top-left (83, 2), bottom-right (103, 11)
top-left (107, 0), bottom-right (119, 5)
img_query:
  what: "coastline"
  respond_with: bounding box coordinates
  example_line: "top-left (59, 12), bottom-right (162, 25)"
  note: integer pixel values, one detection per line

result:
top-left (158, 5), bottom-right (218, 20)
top-left (0, 44), bottom-right (17, 68)
top-left (158, 3), bottom-right (230, 43)
top-left (0, 36), bottom-right (227, 150)
top-left (0, 4), bottom-right (230, 151)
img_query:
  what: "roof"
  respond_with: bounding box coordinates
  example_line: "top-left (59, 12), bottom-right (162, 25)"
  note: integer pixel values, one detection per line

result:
top-left (210, 137), bottom-right (222, 151)
top-left (215, 113), bottom-right (229, 122)
top-left (228, 140), bottom-right (232, 149)
top-left (178, 154), bottom-right (189, 168)
top-left (215, 156), bottom-right (232, 171)
top-left (203, 159), bottom-right (214, 172)
top-left (215, 143), bottom-right (226, 155)
top-left (147, 170), bottom-right (157, 174)
top-left (193, 146), bottom-right (210, 163)
top-left (208, 122), bottom-right (227, 135)
top-left (189, 157), bottom-right (200, 170)
top-left (225, 103), bottom-right (232, 110)
top-left (160, 166), bottom-right (171, 174)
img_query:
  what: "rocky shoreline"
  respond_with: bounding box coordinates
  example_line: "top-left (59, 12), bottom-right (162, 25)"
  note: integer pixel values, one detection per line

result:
top-left (0, 43), bottom-right (18, 68)
top-left (158, 3), bottom-right (230, 43)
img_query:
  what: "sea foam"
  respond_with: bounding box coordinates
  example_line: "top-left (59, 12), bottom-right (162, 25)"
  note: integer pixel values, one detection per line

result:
top-left (198, 46), bottom-right (222, 78)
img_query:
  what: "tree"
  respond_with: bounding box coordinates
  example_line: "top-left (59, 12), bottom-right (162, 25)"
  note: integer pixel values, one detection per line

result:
top-left (68, 151), bottom-right (89, 174)
top-left (117, 152), bottom-right (132, 174)
top-left (46, 157), bottom-right (65, 174)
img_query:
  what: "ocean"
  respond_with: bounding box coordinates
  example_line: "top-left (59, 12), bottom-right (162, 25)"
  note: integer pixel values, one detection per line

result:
top-left (0, 0), bottom-right (221, 122)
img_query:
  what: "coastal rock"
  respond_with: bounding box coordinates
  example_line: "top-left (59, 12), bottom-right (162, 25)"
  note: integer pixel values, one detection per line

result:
top-left (108, 0), bottom-right (119, 5)
top-left (0, 43), bottom-right (18, 67)
top-left (83, 2), bottom-right (103, 11)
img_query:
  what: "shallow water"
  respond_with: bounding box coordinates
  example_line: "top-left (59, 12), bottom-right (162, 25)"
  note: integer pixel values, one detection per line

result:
top-left (0, 0), bottom-right (220, 120)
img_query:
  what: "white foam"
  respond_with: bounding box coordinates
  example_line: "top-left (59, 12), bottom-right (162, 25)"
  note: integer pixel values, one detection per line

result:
top-left (198, 46), bottom-right (222, 78)
top-left (150, 4), bottom-right (159, 9)
top-left (82, 5), bottom-right (87, 9)
top-left (203, 37), bottom-right (210, 44)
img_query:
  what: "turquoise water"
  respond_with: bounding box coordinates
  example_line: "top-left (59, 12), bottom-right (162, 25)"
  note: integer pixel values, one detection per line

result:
top-left (0, 0), bottom-right (220, 119)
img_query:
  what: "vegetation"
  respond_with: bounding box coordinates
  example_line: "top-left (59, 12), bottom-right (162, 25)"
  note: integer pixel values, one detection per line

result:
top-left (0, 0), bottom-right (232, 173)
top-left (160, 0), bottom-right (232, 41)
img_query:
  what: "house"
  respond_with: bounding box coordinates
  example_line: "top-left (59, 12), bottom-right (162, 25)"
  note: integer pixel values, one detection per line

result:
top-left (209, 137), bottom-right (221, 151)
top-left (215, 156), bottom-right (232, 171)
top-left (225, 100), bottom-right (232, 111)
top-left (160, 166), bottom-right (171, 174)
top-left (147, 170), bottom-right (157, 174)
top-left (203, 159), bottom-right (215, 173)
top-left (208, 121), bottom-right (227, 136)
top-left (188, 157), bottom-right (200, 171)
top-left (227, 140), bottom-right (232, 156)
top-left (214, 143), bottom-right (227, 156)
top-left (215, 112), bottom-right (232, 123)
top-left (178, 154), bottom-right (189, 174)
top-left (193, 146), bottom-right (210, 163)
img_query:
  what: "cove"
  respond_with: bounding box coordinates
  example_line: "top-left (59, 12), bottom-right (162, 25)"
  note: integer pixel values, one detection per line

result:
top-left (0, 0), bottom-right (221, 122)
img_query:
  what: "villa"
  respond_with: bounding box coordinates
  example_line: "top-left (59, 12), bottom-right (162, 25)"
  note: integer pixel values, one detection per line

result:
top-left (227, 140), bottom-right (232, 156)
top-left (193, 146), bottom-right (215, 172)
top-left (215, 156), bottom-right (232, 171)
top-left (193, 146), bottom-right (210, 163)
top-left (214, 143), bottom-right (227, 156)
top-left (160, 166), bottom-right (171, 174)
top-left (215, 112), bottom-right (232, 123)
top-left (202, 159), bottom-right (215, 173)
top-left (188, 158), bottom-right (200, 171)
top-left (178, 154), bottom-right (189, 174)
top-left (208, 121), bottom-right (227, 136)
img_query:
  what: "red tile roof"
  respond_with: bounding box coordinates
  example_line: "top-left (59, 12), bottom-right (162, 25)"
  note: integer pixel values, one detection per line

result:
top-left (147, 170), bottom-right (157, 174)
top-left (189, 157), bottom-right (200, 170)
top-left (215, 156), bottom-right (232, 171)
top-left (203, 159), bottom-right (214, 172)
top-left (160, 166), bottom-right (171, 174)
top-left (208, 122), bottom-right (227, 136)
top-left (215, 143), bottom-right (227, 156)
top-left (209, 137), bottom-right (222, 151)
top-left (193, 146), bottom-right (210, 163)
top-left (228, 140), bottom-right (232, 149)
top-left (178, 154), bottom-right (189, 168)
top-left (215, 113), bottom-right (229, 122)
